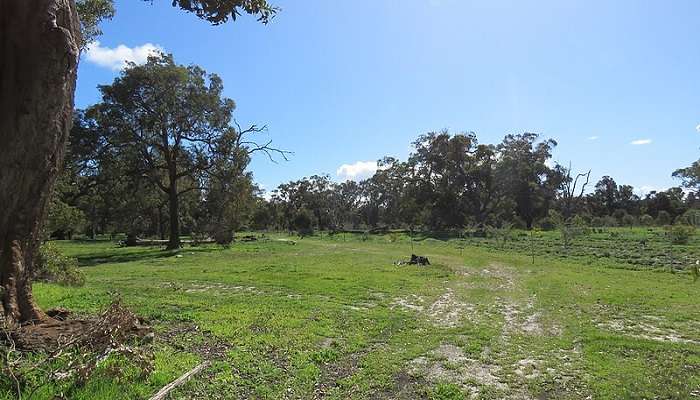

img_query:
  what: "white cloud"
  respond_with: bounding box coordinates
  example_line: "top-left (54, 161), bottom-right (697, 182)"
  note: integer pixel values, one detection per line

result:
top-left (696, 124), bottom-right (700, 133)
top-left (336, 160), bottom-right (380, 181)
top-left (636, 185), bottom-right (658, 196)
top-left (587, 136), bottom-right (599, 140)
top-left (85, 41), bottom-right (163, 71)
top-left (630, 138), bottom-right (652, 145)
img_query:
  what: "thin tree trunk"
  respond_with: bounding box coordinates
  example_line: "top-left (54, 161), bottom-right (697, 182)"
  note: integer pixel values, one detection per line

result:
top-left (0, 0), bottom-right (81, 326)
top-left (167, 168), bottom-right (180, 250)
top-left (158, 206), bottom-right (166, 240)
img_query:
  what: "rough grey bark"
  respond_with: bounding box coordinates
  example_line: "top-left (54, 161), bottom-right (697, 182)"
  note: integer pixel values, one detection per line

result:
top-left (0, 0), bottom-right (81, 326)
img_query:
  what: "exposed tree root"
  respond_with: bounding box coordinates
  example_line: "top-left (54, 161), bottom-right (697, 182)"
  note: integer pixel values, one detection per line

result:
top-left (3, 301), bottom-right (150, 352)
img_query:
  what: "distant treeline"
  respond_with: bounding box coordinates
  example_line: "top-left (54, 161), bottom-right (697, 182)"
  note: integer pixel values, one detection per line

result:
top-left (256, 131), bottom-right (699, 234)
top-left (48, 61), bottom-right (700, 245)
top-left (50, 127), bottom-right (699, 241)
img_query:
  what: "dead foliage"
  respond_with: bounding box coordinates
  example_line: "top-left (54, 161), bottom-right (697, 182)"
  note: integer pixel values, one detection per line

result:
top-left (0, 301), bottom-right (153, 399)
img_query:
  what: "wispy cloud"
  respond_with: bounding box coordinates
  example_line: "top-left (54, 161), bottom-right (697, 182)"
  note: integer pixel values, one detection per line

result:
top-left (630, 138), bottom-right (652, 145)
top-left (85, 41), bottom-right (163, 71)
top-left (336, 161), bottom-right (379, 181)
top-left (587, 136), bottom-right (599, 140)
top-left (696, 124), bottom-right (700, 133)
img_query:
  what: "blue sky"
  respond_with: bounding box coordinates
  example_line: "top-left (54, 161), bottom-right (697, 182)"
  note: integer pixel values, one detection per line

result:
top-left (76, 0), bottom-right (700, 196)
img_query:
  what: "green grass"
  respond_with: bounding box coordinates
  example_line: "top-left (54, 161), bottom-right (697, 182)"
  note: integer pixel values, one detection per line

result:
top-left (447, 226), bottom-right (699, 271)
top-left (5, 231), bottom-right (699, 399)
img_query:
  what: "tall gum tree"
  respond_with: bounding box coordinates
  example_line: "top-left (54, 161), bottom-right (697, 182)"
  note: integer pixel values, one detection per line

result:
top-left (0, 0), bottom-right (276, 328)
top-left (95, 54), bottom-right (286, 249)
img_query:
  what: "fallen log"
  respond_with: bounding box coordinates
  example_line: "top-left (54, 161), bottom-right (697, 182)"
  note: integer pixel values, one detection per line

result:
top-left (121, 239), bottom-right (217, 247)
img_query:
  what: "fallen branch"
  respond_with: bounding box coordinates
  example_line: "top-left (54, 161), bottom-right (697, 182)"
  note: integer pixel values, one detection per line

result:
top-left (121, 239), bottom-right (217, 247)
top-left (148, 361), bottom-right (210, 400)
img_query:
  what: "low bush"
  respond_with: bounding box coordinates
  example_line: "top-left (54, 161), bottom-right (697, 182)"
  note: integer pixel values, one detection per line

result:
top-left (35, 242), bottom-right (85, 286)
top-left (622, 214), bottom-right (636, 227)
top-left (640, 214), bottom-right (654, 226)
top-left (656, 210), bottom-right (672, 226)
top-left (603, 215), bottom-right (618, 227)
top-left (679, 209), bottom-right (700, 227)
top-left (667, 224), bottom-right (695, 245)
top-left (538, 218), bottom-right (557, 231)
top-left (591, 217), bottom-right (605, 227)
top-left (292, 209), bottom-right (314, 237)
top-left (388, 232), bottom-right (400, 243)
top-left (212, 228), bottom-right (233, 245)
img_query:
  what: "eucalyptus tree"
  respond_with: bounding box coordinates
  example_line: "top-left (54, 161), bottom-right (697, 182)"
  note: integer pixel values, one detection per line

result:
top-left (95, 54), bottom-right (283, 249)
top-left (496, 133), bottom-right (559, 228)
top-left (590, 176), bottom-right (619, 216)
top-left (465, 143), bottom-right (508, 228)
top-left (673, 158), bottom-right (700, 194)
top-left (0, 0), bottom-right (275, 326)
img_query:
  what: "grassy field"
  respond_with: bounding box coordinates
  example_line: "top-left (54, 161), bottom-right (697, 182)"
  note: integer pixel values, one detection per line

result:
top-left (452, 226), bottom-right (700, 271)
top-left (7, 230), bottom-right (700, 399)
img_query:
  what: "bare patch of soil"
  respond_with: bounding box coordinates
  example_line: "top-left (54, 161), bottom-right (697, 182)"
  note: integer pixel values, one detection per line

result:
top-left (478, 263), bottom-right (517, 290)
top-left (391, 295), bottom-right (426, 312)
top-left (409, 343), bottom-right (507, 396)
top-left (513, 358), bottom-right (543, 380)
top-left (162, 281), bottom-right (262, 295)
top-left (598, 316), bottom-right (699, 344)
top-left (427, 289), bottom-right (475, 328)
top-left (499, 298), bottom-right (560, 337)
top-left (159, 323), bottom-right (232, 360)
top-left (345, 302), bottom-right (377, 311)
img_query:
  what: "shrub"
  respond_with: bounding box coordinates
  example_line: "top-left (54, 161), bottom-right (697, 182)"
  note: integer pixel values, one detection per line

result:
top-left (213, 229), bottom-right (233, 245)
top-left (292, 209), bottom-right (314, 237)
top-left (571, 214), bottom-right (589, 227)
top-left (591, 217), bottom-right (605, 227)
top-left (602, 216), bottom-right (618, 227)
top-left (35, 242), bottom-right (85, 286)
top-left (640, 214), bottom-right (654, 226)
top-left (511, 216), bottom-right (528, 230)
top-left (612, 209), bottom-right (627, 223)
top-left (621, 214), bottom-right (636, 227)
top-left (560, 219), bottom-right (589, 248)
top-left (486, 222), bottom-right (513, 248)
top-left (667, 224), bottom-right (695, 245)
top-left (679, 209), bottom-right (700, 227)
top-left (538, 218), bottom-right (556, 231)
top-left (538, 210), bottom-right (562, 231)
top-left (656, 210), bottom-right (671, 226)
top-left (388, 232), bottom-right (400, 243)
top-left (191, 229), bottom-right (209, 246)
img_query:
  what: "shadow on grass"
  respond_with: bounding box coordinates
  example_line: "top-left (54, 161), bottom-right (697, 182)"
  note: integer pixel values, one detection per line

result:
top-left (76, 245), bottom-right (224, 267)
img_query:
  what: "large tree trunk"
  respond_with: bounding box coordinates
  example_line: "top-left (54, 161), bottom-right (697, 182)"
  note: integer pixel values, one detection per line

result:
top-left (0, 0), bottom-right (81, 327)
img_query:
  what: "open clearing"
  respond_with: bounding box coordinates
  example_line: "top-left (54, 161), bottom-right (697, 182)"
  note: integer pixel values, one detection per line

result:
top-left (14, 233), bottom-right (700, 399)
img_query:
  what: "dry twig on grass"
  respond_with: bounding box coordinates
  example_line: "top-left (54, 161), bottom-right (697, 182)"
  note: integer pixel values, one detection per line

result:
top-left (148, 361), bottom-right (210, 400)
